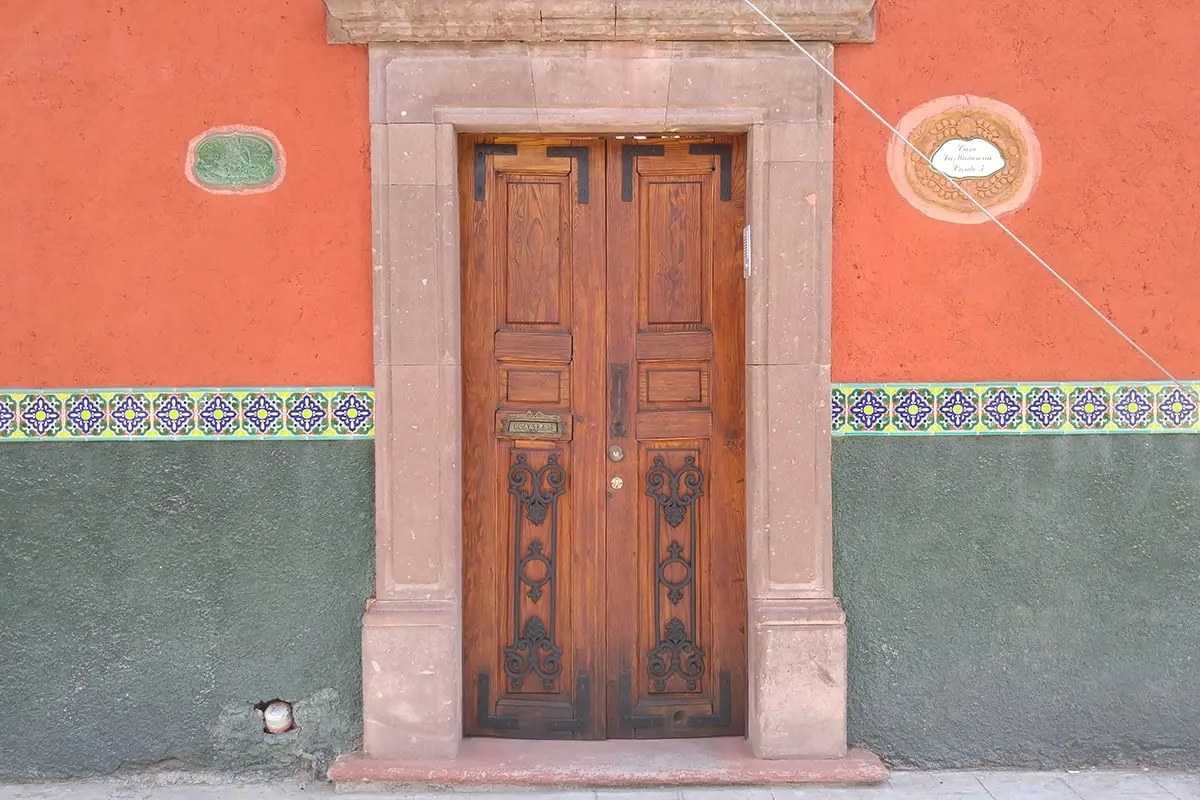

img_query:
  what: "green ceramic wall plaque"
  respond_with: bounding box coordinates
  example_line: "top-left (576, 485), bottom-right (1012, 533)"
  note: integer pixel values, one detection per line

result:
top-left (187, 127), bottom-right (285, 193)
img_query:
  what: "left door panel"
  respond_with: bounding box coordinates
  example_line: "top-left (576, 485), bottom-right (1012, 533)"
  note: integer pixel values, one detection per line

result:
top-left (461, 136), bottom-right (607, 739)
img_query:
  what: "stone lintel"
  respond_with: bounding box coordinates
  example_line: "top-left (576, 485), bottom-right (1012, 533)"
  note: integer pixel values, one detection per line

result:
top-left (323, 0), bottom-right (877, 45)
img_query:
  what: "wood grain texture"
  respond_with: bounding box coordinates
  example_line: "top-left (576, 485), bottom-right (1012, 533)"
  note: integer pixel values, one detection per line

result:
top-left (605, 136), bottom-right (747, 739)
top-left (505, 179), bottom-right (565, 325)
top-left (503, 367), bottom-right (566, 405)
top-left (462, 135), bottom-right (606, 739)
top-left (495, 331), bottom-right (573, 362)
top-left (644, 179), bottom-right (704, 325)
top-left (637, 331), bottom-right (713, 361)
top-left (463, 134), bottom-right (745, 740)
top-left (644, 367), bottom-right (705, 405)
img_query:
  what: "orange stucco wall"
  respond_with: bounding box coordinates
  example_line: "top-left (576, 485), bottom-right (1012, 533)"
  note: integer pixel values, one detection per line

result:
top-left (0, 0), bottom-right (371, 388)
top-left (833, 0), bottom-right (1200, 383)
top-left (5, 1), bottom-right (1196, 387)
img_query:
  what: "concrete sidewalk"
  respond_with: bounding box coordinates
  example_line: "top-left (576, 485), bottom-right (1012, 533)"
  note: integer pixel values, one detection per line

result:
top-left (2, 771), bottom-right (1200, 800)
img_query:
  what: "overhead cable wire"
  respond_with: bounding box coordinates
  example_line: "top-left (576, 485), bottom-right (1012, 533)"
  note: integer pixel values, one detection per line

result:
top-left (740, 0), bottom-right (1185, 388)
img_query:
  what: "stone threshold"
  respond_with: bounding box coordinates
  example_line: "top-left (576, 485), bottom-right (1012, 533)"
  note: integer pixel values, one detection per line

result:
top-left (328, 737), bottom-right (888, 791)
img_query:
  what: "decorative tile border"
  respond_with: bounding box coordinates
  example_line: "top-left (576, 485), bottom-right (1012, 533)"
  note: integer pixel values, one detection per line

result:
top-left (0, 389), bottom-right (373, 440)
top-left (833, 382), bottom-right (1200, 436)
top-left (3, 382), bottom-right (1198, 440)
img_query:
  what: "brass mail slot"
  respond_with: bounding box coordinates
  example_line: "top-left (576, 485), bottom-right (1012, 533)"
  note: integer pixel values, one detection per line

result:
top-left (499, 410), bottom-right (570, 440)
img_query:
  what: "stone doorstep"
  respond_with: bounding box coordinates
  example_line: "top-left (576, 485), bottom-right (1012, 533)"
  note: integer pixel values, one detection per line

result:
top-left (327, 737), bottom-right (888, 791)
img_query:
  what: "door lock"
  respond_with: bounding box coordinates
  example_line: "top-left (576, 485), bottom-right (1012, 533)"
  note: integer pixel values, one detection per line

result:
top-left (608, 445), bottom-right (625, 462)
top-left (610, 476), bottom-right (624, 490)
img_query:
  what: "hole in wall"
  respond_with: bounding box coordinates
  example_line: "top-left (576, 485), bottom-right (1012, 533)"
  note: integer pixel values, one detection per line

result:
top-left (253, 699), bottom-right (296, 734)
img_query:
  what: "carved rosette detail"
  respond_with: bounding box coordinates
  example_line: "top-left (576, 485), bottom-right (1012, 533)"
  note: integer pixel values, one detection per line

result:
top-left (904, 109), bottom-right (1028, 213)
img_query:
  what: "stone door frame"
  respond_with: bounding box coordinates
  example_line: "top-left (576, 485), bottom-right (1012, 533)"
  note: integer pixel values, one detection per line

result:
top-left (363, 40), bottom-right (845, 761)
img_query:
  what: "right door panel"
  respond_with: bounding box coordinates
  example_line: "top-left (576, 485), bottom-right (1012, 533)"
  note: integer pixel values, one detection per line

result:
top-left (604, 137), bottom-right (748, 738)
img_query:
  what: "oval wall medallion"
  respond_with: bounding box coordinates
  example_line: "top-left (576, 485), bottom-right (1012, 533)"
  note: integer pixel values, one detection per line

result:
top-left (887, 96), bottom-right (1041, 224)
top-left (186, 125), bottom-right (285, 195)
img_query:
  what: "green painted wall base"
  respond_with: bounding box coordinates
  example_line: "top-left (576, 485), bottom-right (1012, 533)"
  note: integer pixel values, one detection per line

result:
top-left (0, 443), bottom-right (374, 780)
top-left (3, 435), bottom-right (1198, 776)
top-left (835, 435), bottom-right (1200, 769)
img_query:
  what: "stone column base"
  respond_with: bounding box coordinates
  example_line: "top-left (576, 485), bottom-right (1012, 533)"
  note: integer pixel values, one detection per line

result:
top-left (749, 598), bottom-right (849, 759)
top-left (360, 599), bottom-right (461, 761)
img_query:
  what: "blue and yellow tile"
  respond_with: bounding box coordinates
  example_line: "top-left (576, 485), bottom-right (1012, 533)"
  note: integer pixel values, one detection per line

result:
top-left (17, 393), bottom-right (64, 438)
top-left (283, 391), bottom-right (333, 436)
top-left (240, 392), bottom-right (287, 437)
top-left (106, 392), bottom-right (154, 437)
top-left (330, 390), bottom-right (374, 436)
top-left (3, 382), bottom-right (1200, 440)
top-left (934, 387), bottom-right (980, 432)
top-left (1110, 385), bottom-right (1155, 431)
top-left (1066, 386), bottom-right (1109, 431)
top-left (831, 390), bottom-right (846, 429)
top-left (891, 387), bottom-right (936, 433)
top-left (979, 385), bottom-right (1023, 432)
top-left (64, 392), bottom-right (107, 437)
top-left (151, 392), bottom-right (197, 437)
top-left (0, 394), bottom-right (16, 437)
top-left (1023, 385), bottom-right (1068, 431)
top-left (842, 387), bottom-right (890, 433)
top-left (196, 391), bottom-right (240, 436)
top-left (1154, 385), bottom-right (1199, 430)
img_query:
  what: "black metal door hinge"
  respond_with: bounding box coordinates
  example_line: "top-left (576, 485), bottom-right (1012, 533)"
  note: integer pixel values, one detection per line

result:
top-left (476, 671), bottom-right (520, 729)
top-left (688, 143), bottom-right (733, 201)
top-left (618, 671), bottom-right (664, 729)
top-left (621, 144), bottom-right (666, 202)
top-left (546, 147), bottom-right (590, 204)
top-left (686, 670), bottom-right (733, 727)
top-left (546, 674), bottom-right (590, 733)
top-left (474, 143), bottom-right (518, 201)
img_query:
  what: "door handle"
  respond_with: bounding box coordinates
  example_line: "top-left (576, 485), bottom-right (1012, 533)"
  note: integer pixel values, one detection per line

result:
top-left (609, 363), bottom-right (629, 438)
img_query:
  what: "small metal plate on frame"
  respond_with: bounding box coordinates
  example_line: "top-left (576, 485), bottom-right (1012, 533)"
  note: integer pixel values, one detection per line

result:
top-left (499, 410), bottom-right (570, 440)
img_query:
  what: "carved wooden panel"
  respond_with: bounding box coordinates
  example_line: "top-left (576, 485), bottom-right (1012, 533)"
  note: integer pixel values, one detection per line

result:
top-left (503, 366), bottom-right (569, 406)
top-left (643, 179), bottom-right (706, 326)
top-left (605, 136), bottom-right (746, 738)
top-left (463, 136), bottom-right (603, 739)
top-left (462, 135), bottom-right (744, 740)
top-left (504, 178), bottom-right (569, 326)
top-left (641, 366), bottom-right (708, 409)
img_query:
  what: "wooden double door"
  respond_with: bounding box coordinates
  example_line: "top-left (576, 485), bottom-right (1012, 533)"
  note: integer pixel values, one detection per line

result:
top-left (461, 135), bottom-right (746, 740)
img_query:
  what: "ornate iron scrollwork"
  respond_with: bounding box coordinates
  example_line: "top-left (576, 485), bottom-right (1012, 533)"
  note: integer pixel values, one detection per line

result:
top-left (519, 539), bottom-right (551, 601)
top-left (657, 541), bottom-right (692, 605)
top-left (644, 454), bottom-right (707, 692)
top-left (647, 455), bottom-right (703, 528)
top-left (504, 453), bottom-right (565, 690)
top-left (647, 617), bottom-right (706, 691)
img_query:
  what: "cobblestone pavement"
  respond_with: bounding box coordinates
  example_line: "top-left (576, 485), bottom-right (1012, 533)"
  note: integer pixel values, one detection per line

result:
top-left (3, 771), bottom-right (1200, 800)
